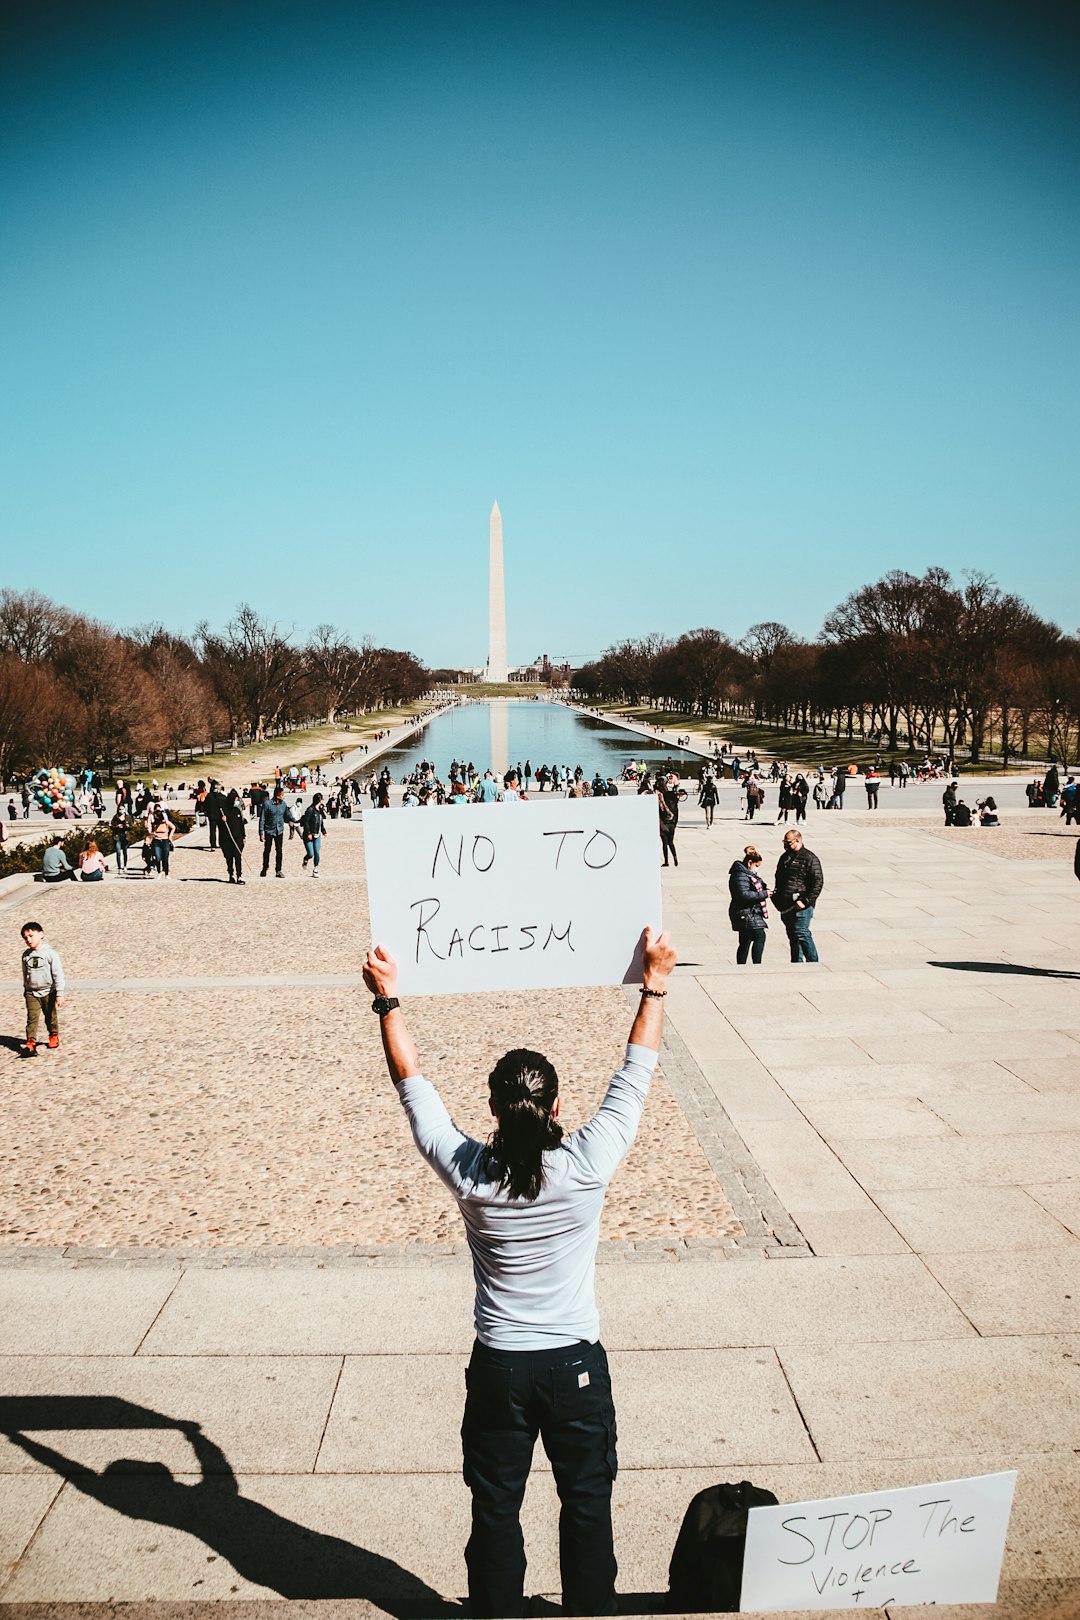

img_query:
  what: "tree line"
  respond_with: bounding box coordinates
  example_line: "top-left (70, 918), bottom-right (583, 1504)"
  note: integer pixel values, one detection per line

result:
top-left (0, 591), bottom-right (430, 779)
top-left (572, 569), bottom-right (1080, 765)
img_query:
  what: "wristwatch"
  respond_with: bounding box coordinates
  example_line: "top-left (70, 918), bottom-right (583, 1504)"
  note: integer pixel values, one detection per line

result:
top-left (371, 995), bottom-right (400, 1017)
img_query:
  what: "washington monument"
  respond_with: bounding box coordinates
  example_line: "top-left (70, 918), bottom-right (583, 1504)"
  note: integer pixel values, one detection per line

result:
top-left (486, 499), bottom-right (508, 683)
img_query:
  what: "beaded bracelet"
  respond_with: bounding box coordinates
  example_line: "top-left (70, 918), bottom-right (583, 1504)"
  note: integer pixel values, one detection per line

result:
top-left (640, 986), bottom-right (668, 998)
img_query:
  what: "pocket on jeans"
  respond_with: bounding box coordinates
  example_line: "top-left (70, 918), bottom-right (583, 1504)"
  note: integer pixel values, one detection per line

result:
top-left (462, 1358), bottom-right (513, 1425)
top-left (552, 1344), bottom-right (613, 1423)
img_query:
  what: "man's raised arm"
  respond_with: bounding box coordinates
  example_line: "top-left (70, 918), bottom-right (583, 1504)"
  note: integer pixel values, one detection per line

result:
top-left (627, 927), bottom-right (677, 1050)
top-left (363, 945), bottom-right (421, 1085)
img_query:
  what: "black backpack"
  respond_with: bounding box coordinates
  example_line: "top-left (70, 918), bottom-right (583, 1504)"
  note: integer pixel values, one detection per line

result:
top-left (667, 1480), bottom-right (779, 1613)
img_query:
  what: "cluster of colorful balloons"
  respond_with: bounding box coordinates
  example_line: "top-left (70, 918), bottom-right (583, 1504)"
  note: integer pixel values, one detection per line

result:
top-left (33, 769), bottom-right (77, 814)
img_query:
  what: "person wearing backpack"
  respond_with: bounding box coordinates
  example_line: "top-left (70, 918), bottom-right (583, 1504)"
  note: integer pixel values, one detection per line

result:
top-left (363, 927), bottom-right (678, 1619)
top-left (301, 794), bottom-right (327, 877)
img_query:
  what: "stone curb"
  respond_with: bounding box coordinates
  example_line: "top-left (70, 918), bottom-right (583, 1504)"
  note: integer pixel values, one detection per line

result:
top-left (652, 1006), bottom-right (809, 1258)
top-left (0, 1236), bottom-right (747, 1268)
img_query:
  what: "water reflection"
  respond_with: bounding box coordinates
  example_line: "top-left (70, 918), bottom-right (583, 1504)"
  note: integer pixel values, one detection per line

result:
top-left (489, 702), bottom-right (509, 775)
top-left (362, 700), bottom-right (698, 783)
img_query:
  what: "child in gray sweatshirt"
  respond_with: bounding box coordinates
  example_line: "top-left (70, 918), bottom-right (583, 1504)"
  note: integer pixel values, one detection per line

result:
top-left (20, 922), bottom-right (65, 1054)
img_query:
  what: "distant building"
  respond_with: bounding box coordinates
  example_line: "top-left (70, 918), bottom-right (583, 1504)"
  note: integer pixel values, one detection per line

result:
top-left (508, 653), bottom-right (573, 686)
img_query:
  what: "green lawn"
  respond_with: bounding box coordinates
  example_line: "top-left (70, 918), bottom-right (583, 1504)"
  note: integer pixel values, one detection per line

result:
top-left (114, 703), bottom-right (433, 786)
top-left (599, 707), bottom-right (1033, 774)
top-left (451, 682), bottom-right (549, 699)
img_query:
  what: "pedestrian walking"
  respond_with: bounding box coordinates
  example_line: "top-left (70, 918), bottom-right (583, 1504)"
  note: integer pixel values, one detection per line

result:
top-left (20, 920), bottom-right (64, 1055)
top-left (698, 773), bottom-right (718, 829)
top-left (864, 766), bottom-right (880, 809)
top-left (149, 802), bottom-right (175, 877)
top-left (658, 790), bottom-right (678, 867)
top-left (259, 787), bottom-right (287, 877)
top-left (110, 807), bottom-right (130, 871)
top-left (772, 828), bottom-right (823, 964)
top-left (1043, 762), bottom-right (1060, 807)
top-left (204, 779), bottom-right (228, 851)
top-left (727, 845), bottom-right (769, 964)
top-left (362, 926), bottom-right (677, 1620)
top-left (744, 776), bottom-right (764, 821)
top-left (792, 773), bottom-right (809, 823)
top-left (220, 789), bottom-right (247, 884)
top-left (301, 793), bottom-right (327, 876)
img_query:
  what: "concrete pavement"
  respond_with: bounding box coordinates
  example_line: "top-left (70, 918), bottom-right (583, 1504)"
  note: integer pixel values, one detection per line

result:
top-left (1, 791), bottom-right (1079, 1617)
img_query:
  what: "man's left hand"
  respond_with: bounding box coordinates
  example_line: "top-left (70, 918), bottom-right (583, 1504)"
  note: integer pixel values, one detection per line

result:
top-left (363, 945), bottom-right (398, 999)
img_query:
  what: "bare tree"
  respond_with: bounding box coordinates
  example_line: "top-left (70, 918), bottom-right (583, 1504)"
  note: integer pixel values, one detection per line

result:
top-left (306, 624), bottom-right (366, 723)
top-left (198, 606), bottom-right (298, 743)
top-left (0, 589), bottom-right (67, 664)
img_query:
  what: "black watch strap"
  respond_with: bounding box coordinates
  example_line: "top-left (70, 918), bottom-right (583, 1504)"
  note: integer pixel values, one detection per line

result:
top-left (371, 995), bottom-right (400, 1017)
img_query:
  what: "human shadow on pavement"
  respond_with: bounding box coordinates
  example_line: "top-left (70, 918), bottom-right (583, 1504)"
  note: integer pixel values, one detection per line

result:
top-left (0, 1395), bottom-right (461, 1617)
top-left (930, 960), bottom-right (1080, 981)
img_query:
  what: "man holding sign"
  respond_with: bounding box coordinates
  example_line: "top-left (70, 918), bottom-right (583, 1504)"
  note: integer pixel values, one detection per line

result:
top-left (362, 925), bottom-right (677, 1619)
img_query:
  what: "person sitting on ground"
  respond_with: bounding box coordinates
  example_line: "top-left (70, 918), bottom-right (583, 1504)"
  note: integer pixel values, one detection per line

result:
top-left (978, 796), bottom-right (1000, 827)
top-left (951, 798), bottom-right (973, 827)
top-left (77, 840), bottom-right (108, 882)
top-left (41, 836), bottom-right (77, 883)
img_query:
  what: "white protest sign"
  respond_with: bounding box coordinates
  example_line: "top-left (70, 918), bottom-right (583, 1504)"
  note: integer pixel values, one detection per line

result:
top-left (740, 1470), bottom-right (1016, 1611)
top-left (363, 796), bottom-right (662, 996)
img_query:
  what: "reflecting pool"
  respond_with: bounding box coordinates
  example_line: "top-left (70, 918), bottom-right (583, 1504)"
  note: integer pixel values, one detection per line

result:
top-left (364, 701), bottom-right (699, 782)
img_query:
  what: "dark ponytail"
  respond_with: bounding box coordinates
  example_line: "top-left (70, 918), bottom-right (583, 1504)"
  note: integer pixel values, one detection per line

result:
top-left (486, 1048), bottom-right (563, 1201)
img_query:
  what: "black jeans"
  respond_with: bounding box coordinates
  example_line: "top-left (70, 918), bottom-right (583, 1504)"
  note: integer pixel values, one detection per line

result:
top-left (737, 925), bottom-right (766, 964)
top-left (261, 832), bottom-right (283, 874)
top-left (461, 1337), bottom-right (618, 1618)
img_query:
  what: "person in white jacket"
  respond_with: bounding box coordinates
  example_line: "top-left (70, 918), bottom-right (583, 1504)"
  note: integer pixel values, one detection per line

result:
top-left (363, 926), bottom-right (677, 1619)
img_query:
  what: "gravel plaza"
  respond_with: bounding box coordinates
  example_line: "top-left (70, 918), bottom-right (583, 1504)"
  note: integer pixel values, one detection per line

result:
top-left (1, 763), bottom-right (1078, 1619)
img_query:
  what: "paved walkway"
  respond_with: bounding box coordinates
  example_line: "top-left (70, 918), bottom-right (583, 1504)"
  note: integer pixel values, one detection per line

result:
top-left (1, 786), bottom-right (1078, 1617)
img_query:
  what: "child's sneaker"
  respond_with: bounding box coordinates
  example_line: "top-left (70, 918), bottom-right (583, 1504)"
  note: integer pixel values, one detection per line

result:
top-left (20, 1039), bottom-right (37, 1057)
top-left (47, 1034), bottom-right (60, 1049)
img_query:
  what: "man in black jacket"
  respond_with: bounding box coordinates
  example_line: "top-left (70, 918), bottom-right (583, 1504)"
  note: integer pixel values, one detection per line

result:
top-left (204, 779), bottom-right (228, 852)
top-left (772, 829), bottom-right (823, 963)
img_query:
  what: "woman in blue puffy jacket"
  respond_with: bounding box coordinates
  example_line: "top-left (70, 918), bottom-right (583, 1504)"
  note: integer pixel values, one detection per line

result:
top-left (727, 845), bottom-right (769, 964)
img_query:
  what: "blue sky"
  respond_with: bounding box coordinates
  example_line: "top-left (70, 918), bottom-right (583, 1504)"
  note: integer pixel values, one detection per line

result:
top-left (2, 0), bottom-right (1077, 669)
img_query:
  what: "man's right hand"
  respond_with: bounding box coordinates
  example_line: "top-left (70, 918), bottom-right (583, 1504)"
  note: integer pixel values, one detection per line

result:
top-left (641, 926), bottom-right (676, 989)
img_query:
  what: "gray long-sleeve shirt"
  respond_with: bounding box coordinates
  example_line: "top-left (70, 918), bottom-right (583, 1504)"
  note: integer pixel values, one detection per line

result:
top-left (396, 1044), bottom-right (657, 1350)
top-left (22, 943), bottom-right (65, 997)
top-left (40, 846), bottom-right (72, 879)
